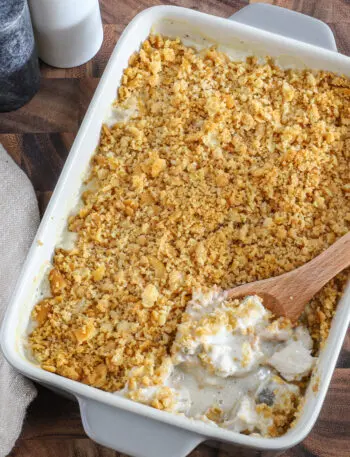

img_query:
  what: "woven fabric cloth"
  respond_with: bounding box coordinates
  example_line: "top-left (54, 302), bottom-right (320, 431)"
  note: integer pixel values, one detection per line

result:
top-left (0, 144), bottom-right (39, 457)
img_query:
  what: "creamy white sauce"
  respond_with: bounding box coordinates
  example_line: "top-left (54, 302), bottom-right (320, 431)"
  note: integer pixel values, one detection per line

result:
top-left (170, 364), bottom-right (272, 419)
top-left (104, 97), bottom-right (138, 127)
top-left (57, 228), bottom-right (78, 251)
top-left (118, 290), bottom-right (316, 436)
top-left (202, 328), bottom-right (264, 377)
top-left (268, 340), bottom-right (314, 381)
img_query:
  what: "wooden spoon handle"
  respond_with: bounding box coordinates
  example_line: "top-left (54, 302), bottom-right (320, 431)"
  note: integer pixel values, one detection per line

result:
top-left (227, 231), bottom-right (350, 321)
top-left (286, 231), bottom-right (350, 301)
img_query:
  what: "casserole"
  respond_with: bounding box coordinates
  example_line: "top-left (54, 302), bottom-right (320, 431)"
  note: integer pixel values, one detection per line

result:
top-left (1, 4), bottom-right (349, 457)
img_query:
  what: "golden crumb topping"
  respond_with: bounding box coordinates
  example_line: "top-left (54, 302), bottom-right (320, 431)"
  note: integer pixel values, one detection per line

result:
top-left (29, 35), bottom-right (349, 400)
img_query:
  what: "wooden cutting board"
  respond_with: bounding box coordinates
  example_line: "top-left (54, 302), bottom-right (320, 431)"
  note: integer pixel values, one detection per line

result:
top-left (1, 1), bottom-right (349, 456)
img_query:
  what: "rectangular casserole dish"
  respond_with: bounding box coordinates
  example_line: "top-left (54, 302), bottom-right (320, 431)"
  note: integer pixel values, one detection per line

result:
top-left (1, 5), bottom-right (350, 457)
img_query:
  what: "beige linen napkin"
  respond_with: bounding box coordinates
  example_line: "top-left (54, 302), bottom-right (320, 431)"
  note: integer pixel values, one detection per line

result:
top-left (0, 144), bottom-right (39, 457)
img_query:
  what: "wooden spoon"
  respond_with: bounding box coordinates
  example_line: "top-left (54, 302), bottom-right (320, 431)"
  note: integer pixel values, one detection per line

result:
top-left (226, 231), bottom-right (350, 321)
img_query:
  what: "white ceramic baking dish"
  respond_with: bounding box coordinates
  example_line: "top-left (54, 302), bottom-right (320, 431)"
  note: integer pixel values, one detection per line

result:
top-left (1, 4), bottom-right (350, 457)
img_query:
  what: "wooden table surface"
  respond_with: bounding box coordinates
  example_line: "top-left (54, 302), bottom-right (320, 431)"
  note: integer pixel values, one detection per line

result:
top-left (1, 1), bottom-right (349, 456)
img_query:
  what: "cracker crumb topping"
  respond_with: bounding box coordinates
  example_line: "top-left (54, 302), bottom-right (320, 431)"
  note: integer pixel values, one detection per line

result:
top-left (29, 34), bottom-right (349, 426)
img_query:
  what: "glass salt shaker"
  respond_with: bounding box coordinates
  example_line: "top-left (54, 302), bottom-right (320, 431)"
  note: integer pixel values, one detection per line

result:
top-left (0, 0), bottom-right (40, 112)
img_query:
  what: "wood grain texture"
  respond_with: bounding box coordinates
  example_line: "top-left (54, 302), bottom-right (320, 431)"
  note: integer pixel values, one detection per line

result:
top-left (0, 1), bottom-right (349, 456)
top-left (0, 80), bottom-right (80, 134)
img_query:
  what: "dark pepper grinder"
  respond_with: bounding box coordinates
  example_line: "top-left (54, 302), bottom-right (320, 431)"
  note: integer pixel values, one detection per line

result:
top-left (0, 0), bottom-right (40, 112)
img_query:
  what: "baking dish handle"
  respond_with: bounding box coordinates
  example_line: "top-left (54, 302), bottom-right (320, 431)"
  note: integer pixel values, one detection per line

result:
top-left (229, 3), bottom-right (337, 51)
top-left (78, 396), bottom-right (205, 457)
